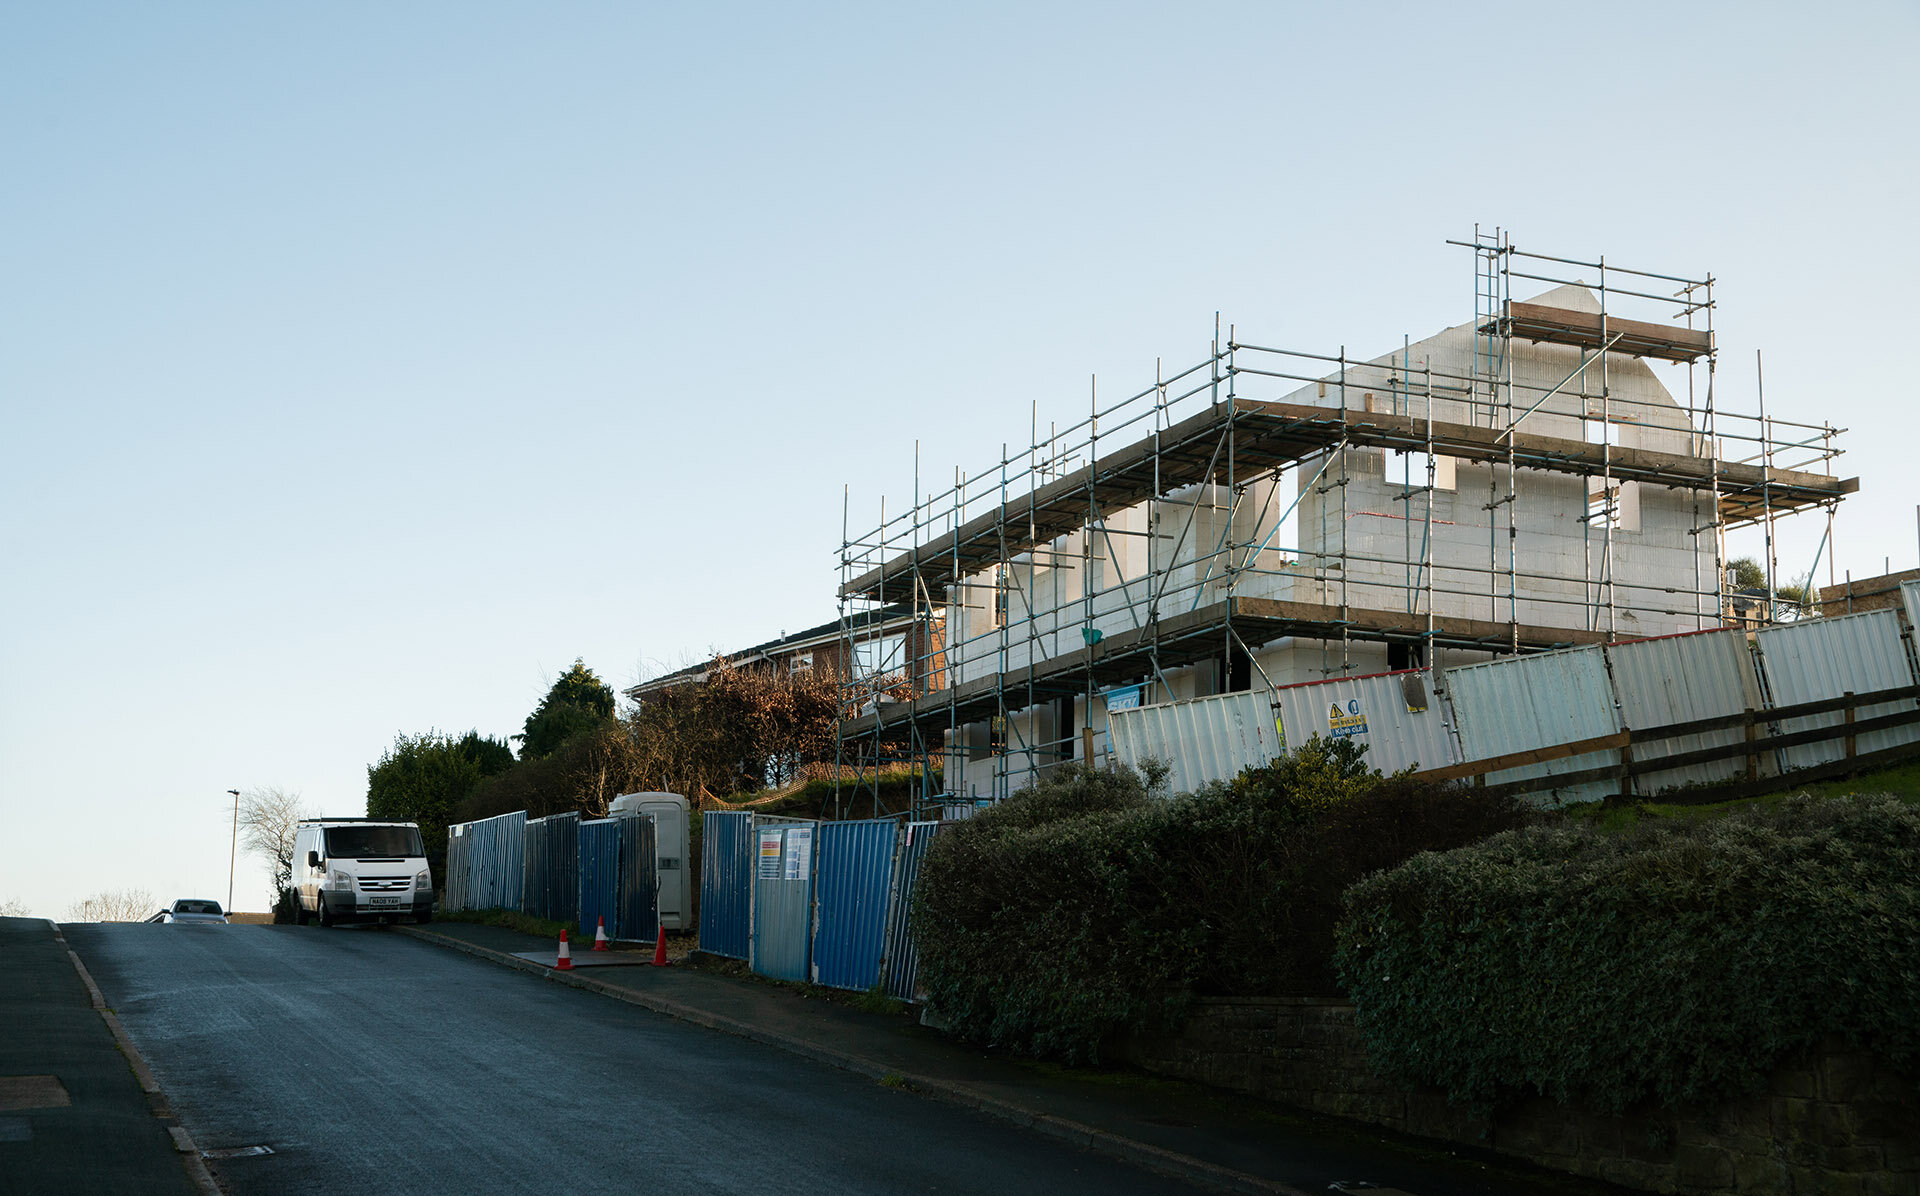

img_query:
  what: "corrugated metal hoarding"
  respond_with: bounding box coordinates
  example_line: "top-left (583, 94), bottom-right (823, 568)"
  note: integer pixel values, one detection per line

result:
top-left (444, 826), bottom-right (473, 912)
top-left (1108, 690), bottom-right (1283, 794)
top-left (698, 811), bottom-right (754, 959)
top-left (883, 821), bottom-right (942, 1001)
top-left (1271, 668), bottom-right (1458, 774)
top-left (1607, 629), bottom-right (1765, 794)
top-left (812, 820), bottom-right (899, 991)
top-left (522, 812), bottom-right (580, 924)
top-left (616, 814), bottom-right (658, 943)
top-left (1902, 580), bottom-right (1920, 636)
top-left (445, 811), bottom-right (525, 912)
top-left (750, 817), bottom-right (816, 983)
top-left (1754, 610), bottom-right (1920, 769)
top-left (577, 818), bottom-right (620, 942)
top-left (1446, 645), bottom-right (1619, 806)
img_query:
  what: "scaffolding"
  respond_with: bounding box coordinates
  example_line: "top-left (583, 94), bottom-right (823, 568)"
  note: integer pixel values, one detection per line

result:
top-left (832, 232), bottom-right (1854, 817)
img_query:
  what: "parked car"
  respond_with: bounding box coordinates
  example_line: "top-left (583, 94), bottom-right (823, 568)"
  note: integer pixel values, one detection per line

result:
top-left (155, 898), bottom-right (228, 925)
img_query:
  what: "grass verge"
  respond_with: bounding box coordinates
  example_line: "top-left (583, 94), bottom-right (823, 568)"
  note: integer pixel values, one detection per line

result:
top-left (1562, 758), bottom-right (1920, 832)
top-left (438, 908), bottom-right (580, 940)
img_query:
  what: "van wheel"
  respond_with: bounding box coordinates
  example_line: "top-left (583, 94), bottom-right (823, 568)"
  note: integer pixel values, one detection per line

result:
top-left (416, 909), bottom-right (433, 925)
top-left (295, 902), bottom-right (310, 927)
top-left (317, 898), bottom-right (334, 928)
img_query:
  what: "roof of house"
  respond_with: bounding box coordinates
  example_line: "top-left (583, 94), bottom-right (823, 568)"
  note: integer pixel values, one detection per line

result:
top-left (624, 602), bottom-right (923, 698)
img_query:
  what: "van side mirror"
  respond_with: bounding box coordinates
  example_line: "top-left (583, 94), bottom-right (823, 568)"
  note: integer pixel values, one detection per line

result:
top-left (307, 851), bottom-right (321, 870)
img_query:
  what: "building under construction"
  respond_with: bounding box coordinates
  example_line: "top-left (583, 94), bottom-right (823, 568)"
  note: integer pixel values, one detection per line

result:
top-left (833, 231), bottom-right (1855, 812)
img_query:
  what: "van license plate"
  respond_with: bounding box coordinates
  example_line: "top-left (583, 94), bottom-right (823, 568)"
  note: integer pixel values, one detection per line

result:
top-left (369, 896), bottom-right (400, 905)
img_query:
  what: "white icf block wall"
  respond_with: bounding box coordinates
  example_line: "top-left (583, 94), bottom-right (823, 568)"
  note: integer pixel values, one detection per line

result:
top-left (936, 284), bottom-right (1721, 792)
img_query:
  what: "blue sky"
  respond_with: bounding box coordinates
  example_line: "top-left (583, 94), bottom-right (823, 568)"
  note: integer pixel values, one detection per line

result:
top-left (4, 3), bottom-right (1915, 916)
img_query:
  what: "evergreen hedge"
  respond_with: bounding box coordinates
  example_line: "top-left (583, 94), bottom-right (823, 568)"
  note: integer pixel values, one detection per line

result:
top-left (1334, 794), bottom-right (1920, 1113)
top-left (910, 742), bottom-right (1526, 1062)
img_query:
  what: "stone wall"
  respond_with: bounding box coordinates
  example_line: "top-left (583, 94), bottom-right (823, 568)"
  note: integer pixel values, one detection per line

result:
top-left (1123, 997), bottom-right (1918, 1195)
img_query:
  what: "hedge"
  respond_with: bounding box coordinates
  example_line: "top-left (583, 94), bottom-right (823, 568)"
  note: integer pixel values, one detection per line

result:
top-left (1334, 794), bottom-right (1920, 1113)
top-left (910, 741), bottom-right (1527, 1062)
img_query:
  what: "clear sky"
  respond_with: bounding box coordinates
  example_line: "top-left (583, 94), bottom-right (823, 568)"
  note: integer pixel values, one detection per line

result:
top-left (3, 3), bottom-right (1915, 917)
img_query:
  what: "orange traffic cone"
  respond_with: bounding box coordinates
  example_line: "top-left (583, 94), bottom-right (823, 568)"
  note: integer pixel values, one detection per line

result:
top-left (592, 916), bottom-right (611, 951)
top-left (556, 929), bottom-right (574, 970)
top-left (651, 924), bottom-right (669, 967)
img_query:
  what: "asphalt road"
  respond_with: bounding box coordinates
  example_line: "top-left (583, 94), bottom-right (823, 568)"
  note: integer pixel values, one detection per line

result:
top-left (66, 922), bottom-right (1214, 1195)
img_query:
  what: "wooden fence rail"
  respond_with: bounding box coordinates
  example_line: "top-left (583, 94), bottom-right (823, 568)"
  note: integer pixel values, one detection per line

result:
top-left (1411, 684), bottom-right (1920, 804)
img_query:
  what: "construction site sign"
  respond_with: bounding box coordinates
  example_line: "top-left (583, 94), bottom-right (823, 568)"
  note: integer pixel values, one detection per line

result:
top-left (783, 825), bottom-right (814, 882)
top-left (1329, 700), bottom-right (1369, 738)
top-left (757, 829), bottom-right (783, 881)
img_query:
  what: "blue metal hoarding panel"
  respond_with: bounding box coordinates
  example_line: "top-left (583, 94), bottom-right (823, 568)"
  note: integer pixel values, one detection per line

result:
top-left (482, 812), bottom-right (526, 913)
top-left (444, 811), bottom-right (527, 912)
top-left (616, 813), bottom-right (658, 943)
top-left (698, 811), bottom-right (754, 959)
top-left (444, 825), bottom-right (473, 911)
top-left (811, 820), bottom-right (899, 991)
top-left (883, 821), bottom-right (942, 1001)
top-left (522, 812), bottom-right (580, 924)
top-left (750, 817), bottom-right (816, 983)
top-left (577, 818), bottom-right (621, 943)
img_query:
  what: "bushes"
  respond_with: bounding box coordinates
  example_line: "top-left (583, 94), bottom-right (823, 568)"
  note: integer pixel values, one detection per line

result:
top-left (1335, 794), bottom-right (1920, 1113)
top-left (911, 742), bottom-right (1526, 1062)
top-left (911, 764), bottom-right (1175, 1062)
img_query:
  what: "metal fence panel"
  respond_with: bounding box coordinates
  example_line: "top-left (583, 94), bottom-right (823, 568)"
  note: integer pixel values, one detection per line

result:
top-left (444, 825), bottom-right (473, 912)
top-left (811, 820), bottom-right (898, 991)
top-left (1109, 690), bottom-right (1283, 794)
top-left (1606, 629), bottom-right (1765, 794)
top-left (1754, 610), bottom-right (1920, 769)
top-left (1446, 645), bottom-right (1619, 806)
top-left (577, 818), bottom-right (621, 942)
top-left (698, 811), bottom-right (754, 959)
top-left (482, 813), bottom-right (526, 913)
top-left (750, 818), bottom-right (817, 983)
top-left (1271, 668), bottom-right (1458, 774)
top-left (445, 811), bottom-right (526, 912)
top-left (883, 821), bottom-right (942, 1001)
top-left (1903, 580), bottom-right (1920, 636)
top-left (522, 812), bottom-right (580, 924)
top-left (616, 814), bottom-right (659, 943)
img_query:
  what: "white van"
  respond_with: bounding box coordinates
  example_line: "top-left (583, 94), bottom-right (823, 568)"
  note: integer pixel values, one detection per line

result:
top-left (608, 792), bottom-right (690, 931)
top-left (294, 818), bottom-right (433, 927)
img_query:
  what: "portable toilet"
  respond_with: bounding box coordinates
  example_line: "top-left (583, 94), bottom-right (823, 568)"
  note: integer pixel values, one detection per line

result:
top-left (609, 792), bottom-right (692, 931)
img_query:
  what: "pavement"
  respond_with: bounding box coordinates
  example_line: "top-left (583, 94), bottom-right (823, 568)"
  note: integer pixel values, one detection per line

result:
top-left (400, 920), bottom-right (1620, 1196)
top-left (0, 916), bottom-right (213, 1196)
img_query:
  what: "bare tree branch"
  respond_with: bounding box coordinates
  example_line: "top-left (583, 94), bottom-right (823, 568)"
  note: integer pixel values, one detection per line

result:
top-left (65, 888), bottom-right (158, 922)
top-left (238, 786), bottom-right (308, 904)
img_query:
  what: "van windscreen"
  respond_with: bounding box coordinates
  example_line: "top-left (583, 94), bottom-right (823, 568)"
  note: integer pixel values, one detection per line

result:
top-left (324, 826), bottom-right (425, 859)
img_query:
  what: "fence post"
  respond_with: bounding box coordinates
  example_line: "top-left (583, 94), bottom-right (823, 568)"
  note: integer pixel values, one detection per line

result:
top-left (1618, 730), bottom-right (1634, 804)
top-left (1844, 691), bottom-right (1857, 759)
top-left (1745, 717), bottom-right (1759, 781)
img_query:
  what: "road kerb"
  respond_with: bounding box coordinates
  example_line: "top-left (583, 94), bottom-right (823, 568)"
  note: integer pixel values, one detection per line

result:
top-left (55, 923), bottom-right (225, 1196)
top-left (395, 925), bottom-right (1310, 1196)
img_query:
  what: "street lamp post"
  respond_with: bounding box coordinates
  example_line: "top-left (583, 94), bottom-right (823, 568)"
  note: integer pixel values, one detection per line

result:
top-left (227, 789), bottom-right (241, 913)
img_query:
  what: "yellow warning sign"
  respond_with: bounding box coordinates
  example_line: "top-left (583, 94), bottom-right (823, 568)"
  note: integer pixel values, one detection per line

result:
top-left (1328, 699), bottom-right (1368, 738)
